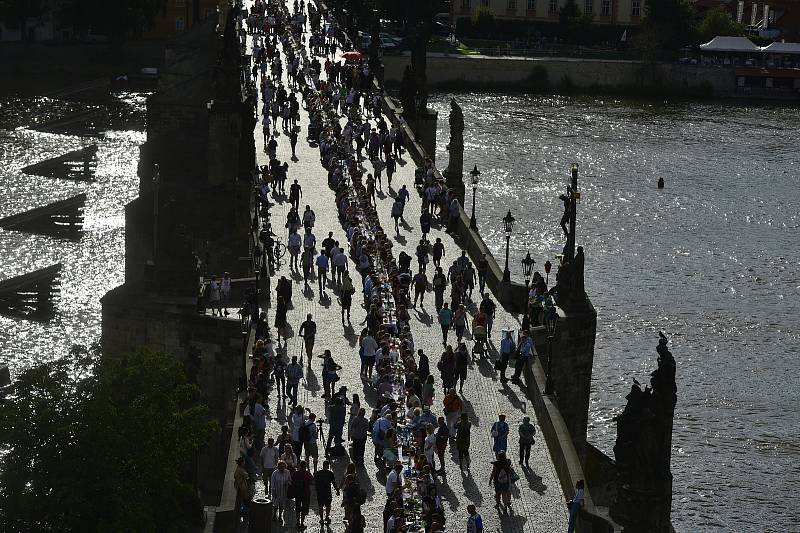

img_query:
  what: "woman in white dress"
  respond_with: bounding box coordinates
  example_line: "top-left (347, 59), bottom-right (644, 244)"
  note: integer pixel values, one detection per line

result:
top-left (270, 461), bottom-right (292, 522)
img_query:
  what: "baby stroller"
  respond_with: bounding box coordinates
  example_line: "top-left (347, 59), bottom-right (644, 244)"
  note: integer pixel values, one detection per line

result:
top-left (472, 323), bottom-right (488, 359)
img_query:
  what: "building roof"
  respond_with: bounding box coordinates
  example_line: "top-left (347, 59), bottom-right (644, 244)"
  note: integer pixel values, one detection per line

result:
top-left (761, 41), bottom-right (800, 54)
top-left (699, 36), bottom-right (762, 52)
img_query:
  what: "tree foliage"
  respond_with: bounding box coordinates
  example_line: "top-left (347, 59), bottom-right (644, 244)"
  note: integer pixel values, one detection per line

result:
top-left (697, 7), bottom-right (744, 42)
top-left (0, 345), bottom-right (218, 532)
top-left (641, 0), bottom-right (697, 55)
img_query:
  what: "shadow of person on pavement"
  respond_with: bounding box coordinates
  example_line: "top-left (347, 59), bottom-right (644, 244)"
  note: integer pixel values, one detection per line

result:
top-left (414, 307), bottom-right (434, 327)
top-left (522, 465), bottom-right (548, 496)
top-left (343, 326), bottom-right (358, 348)
top-left (304, 366), bottom-right (321, 395)
top-left (459, 396), bottom-right (481, 427)
top-left (498, 382), bottom-right (527, 412)
top-left (460, 469), bottom-right (484, 506)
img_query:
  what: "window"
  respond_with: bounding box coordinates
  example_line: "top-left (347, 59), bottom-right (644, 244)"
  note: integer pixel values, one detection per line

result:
top-left (631, 0), bottom-right (640, 16)
top-left (508, 0), bottom-right (517, 8)
top-left (601, 0), bottom-right (610, 15)
top-left (549, 0), bottom-right (558, 13)
top-left (584, 0), bottom-right (593, 14)
top-left (528, 0), bottom-right (536, 9)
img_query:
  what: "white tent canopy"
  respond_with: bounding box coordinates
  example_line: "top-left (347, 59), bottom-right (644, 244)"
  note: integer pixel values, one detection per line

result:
top-left (699, 36), bottom-right (762, 53)
top-left (761, 41), bottom-right (800, 54)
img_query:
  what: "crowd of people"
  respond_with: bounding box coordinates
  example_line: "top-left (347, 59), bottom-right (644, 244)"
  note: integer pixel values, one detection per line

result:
top-left (231, 0), bottom-right (584, 532)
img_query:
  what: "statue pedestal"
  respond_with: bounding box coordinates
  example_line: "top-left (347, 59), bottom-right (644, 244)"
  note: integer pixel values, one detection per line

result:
top-left (442, 166), bottom-right (465, 207)
top-left (413, 108), bottom-right (438, 164)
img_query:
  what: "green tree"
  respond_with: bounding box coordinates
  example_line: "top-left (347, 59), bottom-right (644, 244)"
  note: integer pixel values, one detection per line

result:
top-left (641, 0), bottom-right (697, 56)
top-left (697, 7), bottom-right (743, 42)
top-left (0, 345), bottom-right (218, 532)
top-left (472, 6), bottom-right (496, 35)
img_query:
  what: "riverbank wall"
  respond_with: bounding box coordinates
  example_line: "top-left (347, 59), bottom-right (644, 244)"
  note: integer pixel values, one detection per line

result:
top-left (382, 54), bottom-right (736, 98)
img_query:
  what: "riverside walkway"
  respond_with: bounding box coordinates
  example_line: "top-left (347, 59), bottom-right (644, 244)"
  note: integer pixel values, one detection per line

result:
top-left (238, 2), bottom-right (568, 531)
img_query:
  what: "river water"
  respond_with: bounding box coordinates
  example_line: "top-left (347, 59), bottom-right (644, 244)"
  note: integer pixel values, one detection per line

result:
top-left (1, 91), bottom-right (797, 531)
top-left (430, 93), bottom-right (800, 532)
top-left (0, 95), bottom-right (144, 374)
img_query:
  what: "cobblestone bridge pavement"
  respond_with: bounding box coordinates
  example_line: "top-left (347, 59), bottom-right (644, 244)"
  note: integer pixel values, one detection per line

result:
top-left (244, 8), bottom-right (568, 531)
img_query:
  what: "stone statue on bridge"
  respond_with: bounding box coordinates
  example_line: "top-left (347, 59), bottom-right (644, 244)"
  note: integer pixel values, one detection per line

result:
top-left (610, 332), bottom-right (676, 533)
top-left (443, 98), bottom-right (465, 204)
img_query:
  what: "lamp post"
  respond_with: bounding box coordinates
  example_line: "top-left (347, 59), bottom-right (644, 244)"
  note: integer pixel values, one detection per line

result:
top-left (469, 164), bottom-right (480, 229)
top-left (522, 251), bottom-right (535, 292)
top-left (544, 308), bottom-right (557, 395)
top-left (502, 210), bottom-right (515, 282)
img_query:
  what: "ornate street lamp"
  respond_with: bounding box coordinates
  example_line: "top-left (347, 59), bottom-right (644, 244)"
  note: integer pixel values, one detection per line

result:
top-left (469, 164), bottom-right (480, 229)
top-left (544, 308), bottom-right (557, 395)
top-left (522, 251), bottom-right (536, 291)
top-left (502, 210), bottom-right (515, 282)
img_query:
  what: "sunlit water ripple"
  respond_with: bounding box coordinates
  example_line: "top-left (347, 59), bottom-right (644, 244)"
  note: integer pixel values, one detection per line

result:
top-left (431, 93), bottom-right (800, 533)
top-left (0, 94), bottom-right (144, 376)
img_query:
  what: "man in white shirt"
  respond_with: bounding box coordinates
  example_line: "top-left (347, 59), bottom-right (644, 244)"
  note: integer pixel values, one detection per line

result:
top-left (385, 462), bottom-right (403, 496)
top-left (260, 438), bottom-right (279, 491)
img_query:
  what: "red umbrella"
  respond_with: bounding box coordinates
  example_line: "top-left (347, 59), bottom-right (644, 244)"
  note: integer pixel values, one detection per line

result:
top-left (342, 51), bottom-right (363, 61)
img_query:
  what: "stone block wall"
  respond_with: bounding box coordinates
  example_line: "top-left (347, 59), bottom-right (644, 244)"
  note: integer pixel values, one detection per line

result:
top-left (101, 287), bottom-right (243, 500)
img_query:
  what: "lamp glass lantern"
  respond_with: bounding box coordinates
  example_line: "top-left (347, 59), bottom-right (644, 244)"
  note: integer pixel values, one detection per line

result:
top-left (502, 210), bottom-right (515, 236)
top-left (522, 251), bottom-right (535, 286)
top-left (470, 164), bottom-right (480, 187)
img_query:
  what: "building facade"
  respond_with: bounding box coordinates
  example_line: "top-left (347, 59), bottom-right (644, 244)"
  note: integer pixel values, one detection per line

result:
top-left (452, 0), bottom-right (645, 25)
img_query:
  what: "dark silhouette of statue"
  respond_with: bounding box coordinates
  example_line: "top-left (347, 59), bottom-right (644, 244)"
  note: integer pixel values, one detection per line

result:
top-left (443, 98), bottom-right (465, 203)
top-left (610, 332), bottom-right (676, 533)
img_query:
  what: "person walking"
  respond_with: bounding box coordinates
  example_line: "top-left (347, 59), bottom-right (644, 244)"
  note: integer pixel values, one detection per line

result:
top-left (286, 356), bottom-right (304, 407)
top-left (432, 267), bottom-right (447, 311)
top-left (412, 270), bottom-right (427, 307)
top-left (260, 437), bottom-right (279, 493)
top-left (340, 270), bottom-right (354, 323)
top-left (443, 388), bottom-right (463, 436)
top-left (303, 413), bottom-right (320, 471)
top-left (479, 293), bottom-right (497, 338)
top-left (391, 197), bottom-right (404, 233)
top-left (290, 128), bottom-right (298, 159)
top-left (466, 504), bottom-right (484, 533)
top-left (349, 407), bottom-right (369, 464)
top-left (273, 353), bottom-right (287, 401)
top-left (455, 412), bottom-right (472, 472)
top-left (518, 416), bottom-right (536, 467)
top-left (498, 330), bottom-right (516, 384)
top-left (567, 480), bottom-right (585, 533)
top-left (289, 179), bottom-right (303, 210)
top-left (315, 460), bottom-right (339, 525)
top-left (291, 460), bottom-right (314, 529)
top-left (455, 342), bottom-right (470, 393)
top-left (489, 453), bottom-right (515, 514)
top-left (269, 461), bottom-right (292, 523)
top-left (437, 303), bottom-right (453, 345)
top-left (298, 313), bottom-right (317, 365)
top-left (453, 304), bottom-right (469, 344)
top-left (316, 251), bottom-right (329, 293)
top-left (434, 416), bottom-right (450, 475)
top-left (437, 347), bottom-right (456, 392)
top-left (432, 237), bottom-right (445, 268)
top-left (221, 272), bottom-right (232, 316)
top-left (491, 413), bottom-right (510, 457)
top-left (512, 330), bottom-right (533, 384)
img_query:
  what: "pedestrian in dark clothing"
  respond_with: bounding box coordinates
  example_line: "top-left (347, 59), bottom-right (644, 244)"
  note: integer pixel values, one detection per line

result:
top-left (315, 460), bottom-right (339, 525)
